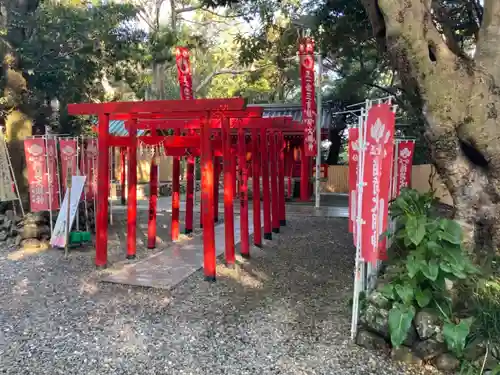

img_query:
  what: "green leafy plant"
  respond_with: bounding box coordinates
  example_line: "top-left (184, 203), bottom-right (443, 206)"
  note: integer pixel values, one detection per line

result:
top-left (380, 189), bottom-right (479, 355)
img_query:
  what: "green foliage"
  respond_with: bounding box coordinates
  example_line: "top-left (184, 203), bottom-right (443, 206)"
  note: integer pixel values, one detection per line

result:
top-left (468, 278), bottom-right (500, 353)
top-left (388, 303), bottom-right (415, 347)
top-left (381, 189), bottom-right (479, 356)
top-left (443, 318), bottom-right (474, 356)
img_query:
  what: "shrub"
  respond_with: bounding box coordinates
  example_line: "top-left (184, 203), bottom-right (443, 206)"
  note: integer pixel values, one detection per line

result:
top-left (381, 189), bottom-right (479, 356)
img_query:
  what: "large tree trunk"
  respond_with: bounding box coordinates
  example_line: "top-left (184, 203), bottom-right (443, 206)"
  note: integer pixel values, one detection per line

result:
top-left (1, 0), bottom-right (40, 204)
top-left (361, 0), bottom-right (500, 262)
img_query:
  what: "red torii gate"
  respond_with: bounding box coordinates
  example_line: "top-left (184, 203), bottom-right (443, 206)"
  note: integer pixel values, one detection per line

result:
top-left (68, 97), bottom-right (298, 281)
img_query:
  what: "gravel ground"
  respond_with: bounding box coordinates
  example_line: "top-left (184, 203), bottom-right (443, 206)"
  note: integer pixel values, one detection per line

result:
top-left (0, 215), bottom-right (436, 375)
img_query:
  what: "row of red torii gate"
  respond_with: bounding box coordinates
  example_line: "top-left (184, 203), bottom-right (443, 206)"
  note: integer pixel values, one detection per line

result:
top-left (67, 97), bottom-right (327, 281)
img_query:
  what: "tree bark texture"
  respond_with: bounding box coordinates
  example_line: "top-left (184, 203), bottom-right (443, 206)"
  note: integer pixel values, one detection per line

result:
top-left (361, 0), bottom-right (500, 261)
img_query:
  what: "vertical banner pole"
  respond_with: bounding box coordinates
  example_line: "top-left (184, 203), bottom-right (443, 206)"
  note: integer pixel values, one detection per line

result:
top-left (44, 135), bottom-right (53, 235)
top-left (64, 169), bottom-right (72, 258)
top-left (109, 148), bottom-right (113, 225)
top-left (315, 53), bottom-right (323, 209)
top-left (351, 107), bottom-right (367, 339)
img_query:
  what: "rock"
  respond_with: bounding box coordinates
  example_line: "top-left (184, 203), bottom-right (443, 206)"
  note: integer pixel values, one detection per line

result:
top-left (363, 304), bottom-right (390, 338)
top-left (21, 238), bottom-right (42, 249)
top-left (356, 330), bottom-right (390, 351)
top-left (22, 217), bottom-right (43, 226)
top-left (10, 227), bottom-right (18, 237)
top-left (0, 230), bottom-right (7, 241)
top-left (434, 353), bottom-right (460, 371)
top-left (403, 324), bottom-right (419, 347)
top-left (20, 224), bottom-right (50, 240)
top-left (414, 309), bottom-right (442, 340)
top-left (2, 219), bottom-right (12, 230)
top-left (413, 338), bottom-right (447, 360)
top-left (368, 291), bottom-right (392, 309)
top-left (464, 338), bottom-right (487, 361)
top-left (391, 347), bottom-right (423, 366)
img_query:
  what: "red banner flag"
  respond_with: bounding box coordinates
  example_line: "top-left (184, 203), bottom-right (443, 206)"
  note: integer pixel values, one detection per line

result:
top-left (24, 138), bottom-right (60, 212)
top-left (59, 138), bottom-right (78, 191)
top-left (299, 37), bottom-right (317, 157)
top-left (395, 141), bottom-right (415, 196)
top-left (348, 128), bottom-right (359, 235)
top-left (361, 104), bottom-right (394, 264)
top-left (46, 138), bottom-right (60, 210)
top-left (80, 138), bottom-right (98, 200)
top-left (377, 106), bottom-right (395, 260)
top-left (175, 47), bottom-right (194, 100)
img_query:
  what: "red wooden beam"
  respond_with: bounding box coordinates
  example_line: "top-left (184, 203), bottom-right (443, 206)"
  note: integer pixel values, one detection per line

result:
top-left (136, 116), bottom-right (294, 131)
top-left (110, 107), bottom-right (263, 121)
top-left (68, 98), bottom-right (246, 115)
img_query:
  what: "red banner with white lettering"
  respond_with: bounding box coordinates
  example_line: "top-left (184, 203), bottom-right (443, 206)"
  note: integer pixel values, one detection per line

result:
top-left (395, 141), bottom-right (415, 196)
top-left (175, 47), bottom-right (194, 100)
top-left (299, 37), bottom-right (317, 156)
top-left (80, 138), bottom-right (98, 200)
top-left (59, 138), bottom-right (78, 191)
top-left (24, 138), bottom-right (60, 212)
top-left (361, 104), bottom-right (394, 264)
top-left (348, 128), bottom-right (359, 235)
top-left (46, 138), bottom-right (60, 210)
top-left (377, 105), bottom-right (395, 260)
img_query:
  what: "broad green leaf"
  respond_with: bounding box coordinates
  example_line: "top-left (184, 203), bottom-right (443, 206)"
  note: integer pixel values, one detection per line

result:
top-left (406, 215), bottom-right (426, 246)
top-left (406, 254), bottom-right (421, 278)
top-left (395, 283), bottom-right (414, 305)
top-left (439, 262), bottom-right (453, 273)
top-left (379, 283), bottom-right (395, 299)
top-left (426, 241), bottom-right (442, 253)
top-left (388, 305), bottom-right (416, 347)
top-left (463, 260), bottom-right (480, 274)
top-left (425, 220), bottom-right (439, 232)
top-left (421, 259), bottom-right (439, 281)
top-left (439, 219), bottom-right (462, 245)
top-left (415, 288), bottom-right (432, 308)
top-left (442, 317), bottom-right (474, 355)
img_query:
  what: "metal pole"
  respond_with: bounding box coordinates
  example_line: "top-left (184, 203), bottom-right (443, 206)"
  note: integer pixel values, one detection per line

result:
top-left (315, 53), bottom-right (323, 209)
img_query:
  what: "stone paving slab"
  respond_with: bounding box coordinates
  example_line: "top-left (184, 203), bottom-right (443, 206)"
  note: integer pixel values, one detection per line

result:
top-left (101, 213), bottom-right (256, 289)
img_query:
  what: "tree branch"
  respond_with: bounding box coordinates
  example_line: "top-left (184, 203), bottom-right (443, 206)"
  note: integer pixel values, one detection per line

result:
top-left (194, 66), bottom-right (265, 93)
top-left (175, 4), bottom-right (203, 14)
top-left (194, 56), bottom-right (296, 93)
